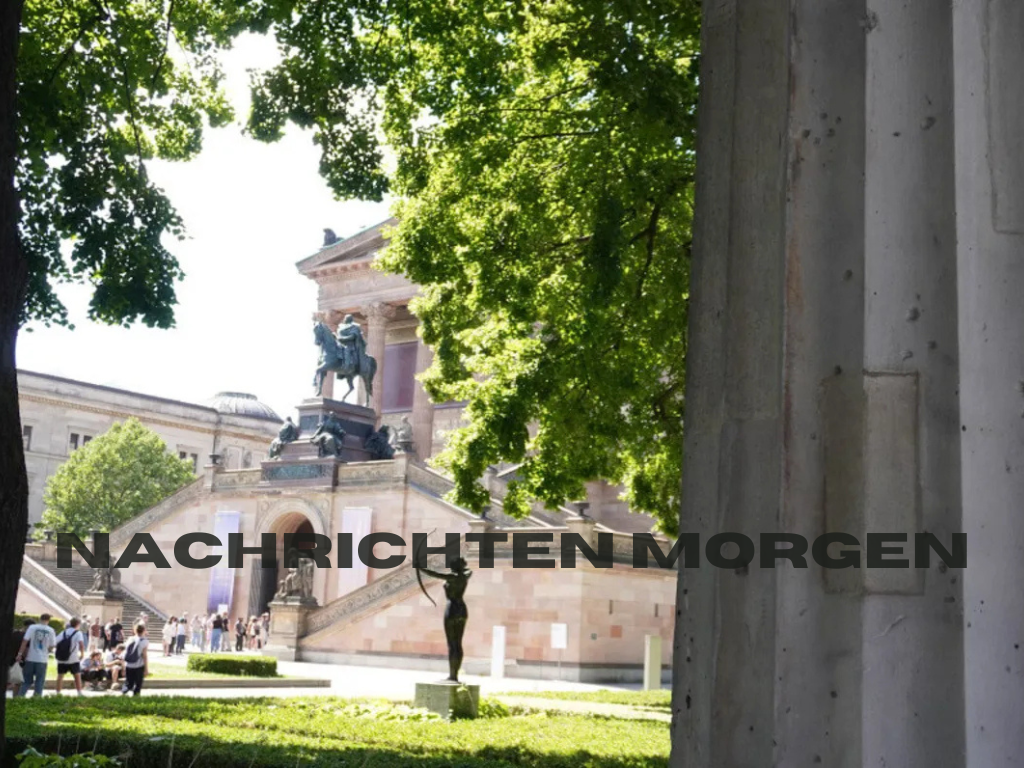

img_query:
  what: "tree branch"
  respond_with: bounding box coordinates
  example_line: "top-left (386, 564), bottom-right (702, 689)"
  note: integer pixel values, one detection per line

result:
top-left (150, 0), bottom-right (176, 90)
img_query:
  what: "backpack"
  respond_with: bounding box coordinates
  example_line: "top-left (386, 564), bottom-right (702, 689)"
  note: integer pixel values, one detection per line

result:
top-left (55, 629), bottom-right (78, 662)
top-left (123, 639), bottom-right (141, 665)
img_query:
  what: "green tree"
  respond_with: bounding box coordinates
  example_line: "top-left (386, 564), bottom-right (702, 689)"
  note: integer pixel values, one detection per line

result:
top-left (0, 0), bottom-right (254, 754)
top-left (39, 418), bottom-right (195, 537)
top-left (247, 0), bottom-right (699, 532)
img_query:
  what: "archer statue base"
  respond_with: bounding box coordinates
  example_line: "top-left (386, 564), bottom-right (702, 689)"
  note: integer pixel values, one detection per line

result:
top-left (81, 592), bottom-right (125, 625)
top-left (414, 681), bottom-right (480, 720)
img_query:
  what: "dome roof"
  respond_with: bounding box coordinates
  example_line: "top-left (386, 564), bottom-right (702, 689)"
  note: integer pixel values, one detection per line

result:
top-left (206, 392), bottom-right (281, 422)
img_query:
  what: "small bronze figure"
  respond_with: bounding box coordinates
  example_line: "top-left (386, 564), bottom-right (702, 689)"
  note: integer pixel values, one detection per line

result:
top-left (309, 413), bottom-right (346, 459)
top-left (364, 425), bottom-right (395, 460)
top-left (416, 547), bottom-right (472, 682)
top-left (269, 417), bottom-right (299, 459)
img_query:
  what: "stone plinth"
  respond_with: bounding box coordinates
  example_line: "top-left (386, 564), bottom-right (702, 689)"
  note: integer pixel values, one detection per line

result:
top-left (81, 592), bottom-right (124, 624)
top-left (281, 398), bottom-right (377, 463)
top-left (414, 681), bottom-right (480, 719)
top-left (265, 598), bottom-right (317, 662)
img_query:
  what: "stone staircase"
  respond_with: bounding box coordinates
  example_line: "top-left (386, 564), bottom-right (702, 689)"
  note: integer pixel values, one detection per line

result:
top-left (22, 555), bottom-right (166, 626)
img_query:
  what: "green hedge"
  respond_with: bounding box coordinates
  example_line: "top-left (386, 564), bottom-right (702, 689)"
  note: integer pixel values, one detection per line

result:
top-left (14, 613), bottom-right (65, 633)
top-left (186, 654), bottom-right (278, 677)
top-left (4, 696), bottom-right (670, 768)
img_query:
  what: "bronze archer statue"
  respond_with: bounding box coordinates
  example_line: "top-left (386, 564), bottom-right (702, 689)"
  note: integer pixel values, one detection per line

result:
top-left (415, 540), bottom-right (472, 682)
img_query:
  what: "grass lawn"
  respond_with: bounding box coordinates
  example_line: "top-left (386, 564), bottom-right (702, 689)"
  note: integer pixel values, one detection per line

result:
top-left (44, 659), bottom-right (280, 680)
top-left (5, 696), bottom-right (669, 768)
top-left (512, 689), bottom-right (672, 711)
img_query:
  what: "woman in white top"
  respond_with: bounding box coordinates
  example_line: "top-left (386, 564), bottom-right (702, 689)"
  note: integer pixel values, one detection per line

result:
top-left (161, 617), bottom-right (176, 656)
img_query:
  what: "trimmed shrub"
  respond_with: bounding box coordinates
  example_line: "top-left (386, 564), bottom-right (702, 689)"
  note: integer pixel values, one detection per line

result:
top-left (14, 613), bottom-right (65, 634)
top-left (186, 654), bottom-right (277, 677)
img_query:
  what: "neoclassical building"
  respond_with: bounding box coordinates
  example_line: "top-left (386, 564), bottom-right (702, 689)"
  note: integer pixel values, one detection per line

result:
top-left (18, 370), bottom-right (282, 526)
top-left (15, 222), bottom-right (676, 682)
top-left (297, 220), bottom-right (651, 535)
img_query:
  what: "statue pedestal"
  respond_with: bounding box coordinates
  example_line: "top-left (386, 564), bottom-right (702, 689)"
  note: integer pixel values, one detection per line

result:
top-left (414, 681), bottom-right (481, 719)
top-left (81, 592), bottom-right (124, 624)
top-left (264, 598), bottom-right (317, 662)
top-left (278, 398), bottom-right (377, 463)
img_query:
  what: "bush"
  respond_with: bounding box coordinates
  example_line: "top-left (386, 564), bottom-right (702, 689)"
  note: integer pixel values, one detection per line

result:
top-left (186, 655), bottom-right (277, 677)
top-left (17, 748), bottom-right (120, 768)
top-left (14, 614), bottom-right (65, 634)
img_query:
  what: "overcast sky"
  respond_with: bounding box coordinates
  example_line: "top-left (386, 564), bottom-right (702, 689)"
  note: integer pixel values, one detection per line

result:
top-left (16, 34), bottom-right (390, 422)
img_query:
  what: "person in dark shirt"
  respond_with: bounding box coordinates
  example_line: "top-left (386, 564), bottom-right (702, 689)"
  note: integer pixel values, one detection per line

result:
top-left (108, 619), bottom-right (124, 647)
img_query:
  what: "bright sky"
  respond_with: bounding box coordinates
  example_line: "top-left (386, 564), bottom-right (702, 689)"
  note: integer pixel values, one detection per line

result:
top-left (16, 34), bottom-right (390, 422)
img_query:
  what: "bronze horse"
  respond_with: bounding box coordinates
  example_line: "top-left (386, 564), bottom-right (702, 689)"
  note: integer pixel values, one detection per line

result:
top-left (312, 321), bottom-right (377, 406)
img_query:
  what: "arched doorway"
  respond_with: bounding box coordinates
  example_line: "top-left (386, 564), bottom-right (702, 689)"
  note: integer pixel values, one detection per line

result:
top-left (250, 512), bottom-right (319, 616)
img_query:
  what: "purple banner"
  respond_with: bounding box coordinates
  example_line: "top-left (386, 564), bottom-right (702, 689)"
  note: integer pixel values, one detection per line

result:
top-left (206, 510), bottom-right (241, 614)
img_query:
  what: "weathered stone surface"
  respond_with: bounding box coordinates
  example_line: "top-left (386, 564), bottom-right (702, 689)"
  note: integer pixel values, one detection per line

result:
top-left (414, 681), bottom-right (480, 719)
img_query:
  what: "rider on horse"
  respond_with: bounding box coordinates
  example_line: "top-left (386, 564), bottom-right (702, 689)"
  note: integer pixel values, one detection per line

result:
top-left (335, 314), bottom-right (367, 372)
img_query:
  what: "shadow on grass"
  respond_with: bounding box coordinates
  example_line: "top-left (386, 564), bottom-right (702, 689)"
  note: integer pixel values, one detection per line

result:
top-left (5, 696), bottom-right (669, 768)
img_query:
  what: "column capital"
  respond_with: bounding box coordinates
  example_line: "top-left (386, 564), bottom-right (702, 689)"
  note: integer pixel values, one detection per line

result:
top-left (364, 302), bottom-right (398, 323)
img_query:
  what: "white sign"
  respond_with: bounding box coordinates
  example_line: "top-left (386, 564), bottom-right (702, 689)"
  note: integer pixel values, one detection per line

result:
top-left (491, 626), bottom-right (506, 679)
top-left (551, 623), bottom-right (568, 650)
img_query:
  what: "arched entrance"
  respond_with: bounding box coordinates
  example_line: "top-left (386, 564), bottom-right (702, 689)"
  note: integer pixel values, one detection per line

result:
top-left (250, 511), bottom-right (320, 616)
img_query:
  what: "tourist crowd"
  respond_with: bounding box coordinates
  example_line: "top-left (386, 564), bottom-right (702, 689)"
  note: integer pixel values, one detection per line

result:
top-left (6, 610), bottom-right (270, 697)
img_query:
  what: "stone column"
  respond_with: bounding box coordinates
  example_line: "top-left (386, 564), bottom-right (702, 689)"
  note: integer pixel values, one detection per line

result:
top-left (364, 302), bottom-right (396, 419)
top-left (672, 1), bottom-right (964, 767)
top-left (410, 339), bottom-right (435, 460)
top-left (953, 3), bottom-right (1024, 763)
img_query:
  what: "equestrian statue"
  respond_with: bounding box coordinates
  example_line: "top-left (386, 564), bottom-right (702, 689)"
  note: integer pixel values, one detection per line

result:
top-left (312, 315), bottom-right (377, 405)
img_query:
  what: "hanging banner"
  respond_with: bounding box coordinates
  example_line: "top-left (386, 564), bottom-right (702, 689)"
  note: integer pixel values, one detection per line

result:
top-left (206, 510), bottom-right (241, 614)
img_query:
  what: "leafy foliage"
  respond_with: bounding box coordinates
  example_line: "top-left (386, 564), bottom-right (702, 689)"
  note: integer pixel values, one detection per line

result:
top-left (39, 418), bottom-right (194, 537)
top-left (186, 654), bottom-right (278, 677)
top-left (17, 748), bottom-right (121, 768)
top-left (13, 613), bottom-right (65, 633)
top-left (17, 0), bottom-right (249, 329)
top-left (246, 0), bottom-right (699, 532)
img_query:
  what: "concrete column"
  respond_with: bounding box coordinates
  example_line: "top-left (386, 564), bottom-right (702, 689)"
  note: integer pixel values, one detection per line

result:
top-left (643, 635), bottom-right (662, 691)
top-left (364, 302), bottom-right (396, 419)
top-left (410, 339), bottom-right (435, 460)
top-left (672, 1), bottom-right (965, 766)
top-left (952, 3), bottom-right (1024, 763)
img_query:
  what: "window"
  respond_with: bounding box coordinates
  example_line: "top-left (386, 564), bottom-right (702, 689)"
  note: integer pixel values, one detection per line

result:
top-left (69, 432), bottom-right (93, 453)
top-left (21, 425), bottom-right (32, 451)
top-left (190, 453), bottom-right (199, 471)
top-left (382, 342), bottom-right (418, 412)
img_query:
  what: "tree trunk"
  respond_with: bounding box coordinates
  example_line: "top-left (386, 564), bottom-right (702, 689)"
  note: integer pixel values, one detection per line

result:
top-left (0, 0), bottom-right (28, 764)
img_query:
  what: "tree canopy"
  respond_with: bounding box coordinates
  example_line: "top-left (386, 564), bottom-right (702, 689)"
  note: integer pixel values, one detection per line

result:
top-left (39, 417), bottom-right (195, 537)
top-left (247, 0), bottom-right (699, 532)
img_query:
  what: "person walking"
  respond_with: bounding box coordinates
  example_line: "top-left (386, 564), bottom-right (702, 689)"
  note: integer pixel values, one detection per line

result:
top-left (190, 614), bottom-right (203, 650)
top-left (7, 617), bottom-right (32, 694)
top-left (220, 613), bottom-right (231, 651)
top-left (16, 613), bottom-right (56, 697)
top-left (234, 618), bottom-right (246, 652)
top-left (121, 624), bottom-right (149, 696)
top-left (54, 617), bottom-right (87, 696)
top-left (209, 613), bottom-right (222, 653)
top-left (176, 614), bottom-right (187, 654)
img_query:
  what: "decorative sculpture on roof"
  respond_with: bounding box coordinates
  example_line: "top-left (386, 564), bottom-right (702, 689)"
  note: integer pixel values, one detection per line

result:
top-left (269, 417), bottom-right (299, 459)
top-left (364, 425), bottom-right (395, 460)
top-left (392, 416), bottom-right (414, 454)
top-left (323, 228), bottom-right (340, 247)
top-left (312, 319), bottom-right (377, 406)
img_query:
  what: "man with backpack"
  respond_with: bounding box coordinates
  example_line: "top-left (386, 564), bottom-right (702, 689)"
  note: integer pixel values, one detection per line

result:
top-left (15, 613), bottom-right (56, 697)
top-left (121, 623), bottom-right (149, 696)
top-left (54, 617), bottom-right (87, 696)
